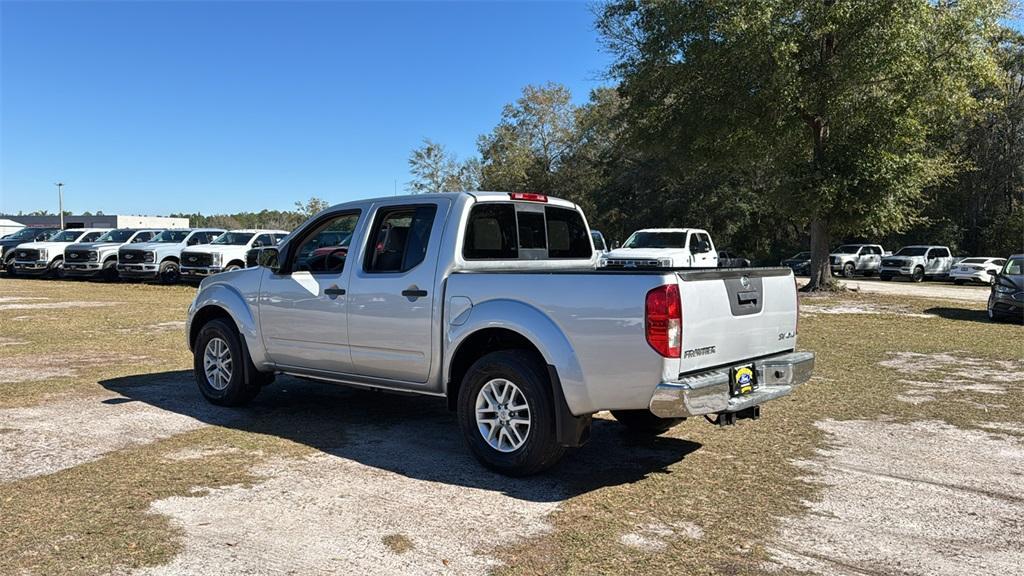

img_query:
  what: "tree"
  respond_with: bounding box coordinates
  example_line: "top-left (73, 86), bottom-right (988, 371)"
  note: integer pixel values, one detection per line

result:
top-left (406, 138), bottom-right (475, 193)
top-left (294, 197), bottom-right (330, 219)
top-left (478, 83), bottom-right (578, 193)
top-left (598, 0), bottom-right (1009, 289)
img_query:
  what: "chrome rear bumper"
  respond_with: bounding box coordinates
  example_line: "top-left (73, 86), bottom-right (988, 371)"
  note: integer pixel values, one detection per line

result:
top-left (649, 351), bottom-right (814, 418)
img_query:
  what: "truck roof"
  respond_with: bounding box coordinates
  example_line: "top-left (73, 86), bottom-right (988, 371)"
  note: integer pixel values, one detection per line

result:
top-left (324, 191), bottom-right (580, 213)
top-left (630, 228), bottom-right (708, 233)
top-left (225, 229), bottom-right (289, 234)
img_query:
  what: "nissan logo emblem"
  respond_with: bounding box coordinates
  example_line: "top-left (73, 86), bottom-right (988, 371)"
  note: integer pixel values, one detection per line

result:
top-left (740, 275), bottom-right (750, 289)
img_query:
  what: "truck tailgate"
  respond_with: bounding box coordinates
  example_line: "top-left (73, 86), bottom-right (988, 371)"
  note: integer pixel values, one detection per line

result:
top-left (674, 268), bottom-right (798, 374)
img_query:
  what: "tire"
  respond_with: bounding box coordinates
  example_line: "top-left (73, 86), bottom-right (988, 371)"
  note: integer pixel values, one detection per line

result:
top-left (954, 279), bottom-right (964, 286)
top-left (843, 262), bottom-right (855, 278)
top-left (159, 260), bottom-right (180, 284)
top-left (47, 258), bottom-right (65, 279)
top-left (101, 259), bottom-right (119, 281)
top-left (610, 410), bottom-right (683, 435)
top-left (193, 318), bottom-right (262, 406)
top-left (987, 294), bottom-right (1001, 322)
top-left (880, 273), bottom-right (892, 281)
top-left (5, 259), bottom-right (16, 277)
top-left (911, 266), bottom-right (925, 283)
top-left (457, 350), bottom-right (565, 476)
top-left (224, 263), bottom-right (242, 273)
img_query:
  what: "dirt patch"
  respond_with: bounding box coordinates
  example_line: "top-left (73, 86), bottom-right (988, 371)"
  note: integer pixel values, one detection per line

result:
top-left (767, 419), bottom-right (1024, 575)
top-left (801, 303), bottom-right (936, 318)
top-left (0, 337), bottom-right (29, 347)
top-left (0, 352), bottom-right (149, 385)
top-left (0, 375), bottom-right (208, 481)
top-left (163, 446), bottom-right (243, 462)
top-left (880, 352), bottom-right (1024, 405)
top-left (133, 451), bottom-right (564, 576)
top-left (0, 301), bottom-right (119, 311)
top-left (619, 522), bottom-right (702, 553)
top-left (0, 296), bottom-right (49, 303)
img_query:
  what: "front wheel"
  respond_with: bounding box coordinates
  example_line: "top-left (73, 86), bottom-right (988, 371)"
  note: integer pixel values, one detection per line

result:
top-left (158, 260), bottom-right (180, 284)
top-left (193, 318), bottom-right (263, 406)
top-left (47, 258), bottom-right (65, 279)
top-left (880, 273), bottom-right (892, 281)
top-left (843, 262), bottom-right (855, 278)
top-left (611, 410), bottom-right (683, 435)
top-left (224, 263), bottom-right (242, 273)
top-left (954, 279), bottom-right (964, 286)
top-left (457, 350), bottom-right (565, 476)
top-left (101, 260), bottom-right (119, 281)
top-left (911, 266), bottom-right (925, 283)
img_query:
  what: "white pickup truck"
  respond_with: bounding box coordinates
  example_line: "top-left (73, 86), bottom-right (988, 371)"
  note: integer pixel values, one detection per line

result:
top-left (187, 193), bottom-right (813, 475)
top-left (180, 229), bottom-right (288, 279)
top-left (601, 228), bottom-right (718, 269)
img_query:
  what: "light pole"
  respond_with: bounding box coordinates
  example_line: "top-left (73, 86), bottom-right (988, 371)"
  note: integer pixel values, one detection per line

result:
top-left (55, 182), bottom-right (64, 229)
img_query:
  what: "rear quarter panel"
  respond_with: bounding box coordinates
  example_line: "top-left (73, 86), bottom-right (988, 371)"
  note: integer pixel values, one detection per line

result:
top-left (445, 272), bottom-right (674, 415)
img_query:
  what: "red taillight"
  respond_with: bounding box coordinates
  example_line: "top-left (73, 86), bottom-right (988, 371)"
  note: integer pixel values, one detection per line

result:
top-left (508, 192), bottom-right (548, 203)
top-left (645, 284), bottom-right (681, 358)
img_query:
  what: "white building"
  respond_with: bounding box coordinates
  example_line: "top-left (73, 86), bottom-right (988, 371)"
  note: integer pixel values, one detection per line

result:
top-left (0, 214), bottom-right (189, 230)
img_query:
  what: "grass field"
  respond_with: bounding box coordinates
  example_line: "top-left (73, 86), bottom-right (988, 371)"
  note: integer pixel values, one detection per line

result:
top-left (1, 276), bottom-right (1021, 575)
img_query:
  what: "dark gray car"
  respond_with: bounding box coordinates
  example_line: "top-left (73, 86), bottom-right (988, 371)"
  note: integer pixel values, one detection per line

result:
top-left (2, 227), bottom-right (60, 275)
top-left (988, 254), bottom-right (1024, 322)
top-left (781, 251), bottom-right (811, 275)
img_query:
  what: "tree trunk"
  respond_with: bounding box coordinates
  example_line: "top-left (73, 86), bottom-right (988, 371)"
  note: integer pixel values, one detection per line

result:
top-left (803, 217), bottom-right (835, 291)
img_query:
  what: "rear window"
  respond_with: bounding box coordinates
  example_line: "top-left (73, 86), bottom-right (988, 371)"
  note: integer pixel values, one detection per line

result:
top-left (463, 203), bottom-right (591, 260)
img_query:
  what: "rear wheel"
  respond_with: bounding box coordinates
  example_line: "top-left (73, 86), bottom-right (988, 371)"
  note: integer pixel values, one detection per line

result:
top-left (911, 266), bottom-right (925, 283)
top-left (158, 260), bottom-right (180, 284)
top-left (193, 318), bottom-right (263, 406)
top-left (457, 350), bottom-right (564, 476)
top-left (843, 262), bottom-right (855, 278)
top-left (611, 410), bottom-right (683, 435)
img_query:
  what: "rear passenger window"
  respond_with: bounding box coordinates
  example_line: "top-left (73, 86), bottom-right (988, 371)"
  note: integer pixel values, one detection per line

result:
top-left (365, 205), bottom-right (437, 273)
top-left (463, 203), bottom-right (592, 260)
top-left (464, 204), bottom-right (518, 259)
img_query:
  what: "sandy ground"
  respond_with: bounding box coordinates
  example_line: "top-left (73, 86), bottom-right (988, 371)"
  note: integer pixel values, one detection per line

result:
top-left (880, 352), bottom-right (1024, 405)
top-left (767, 419), bottom-right (1024, 576)
top-left (0, 373), bottom-right (208, 481)
top-left (797, 277), bottom-right (990, 302)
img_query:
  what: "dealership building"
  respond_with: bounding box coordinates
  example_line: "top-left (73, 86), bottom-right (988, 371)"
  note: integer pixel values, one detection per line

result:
top-left (0, 214), bottom-right (189, 231)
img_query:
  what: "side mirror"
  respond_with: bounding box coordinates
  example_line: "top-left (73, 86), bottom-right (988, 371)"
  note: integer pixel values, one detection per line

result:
top-left (258, 247), bottom-right (280, 272)
top-left (987, 269), bottom-right (997, 276)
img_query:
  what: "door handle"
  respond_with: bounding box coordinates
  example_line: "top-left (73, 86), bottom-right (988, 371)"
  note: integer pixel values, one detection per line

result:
top-left (402, 289), bottom-right (428, 298)
top-left (324, 287), bottom-right (346, 297)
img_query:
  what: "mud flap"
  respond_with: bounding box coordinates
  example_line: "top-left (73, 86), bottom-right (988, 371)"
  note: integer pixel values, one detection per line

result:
top-left (547, 365), bottom-right (592, 447)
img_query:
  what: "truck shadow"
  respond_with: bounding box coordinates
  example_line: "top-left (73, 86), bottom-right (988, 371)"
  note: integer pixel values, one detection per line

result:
top-left (99, 370), bottom-right (701, 502)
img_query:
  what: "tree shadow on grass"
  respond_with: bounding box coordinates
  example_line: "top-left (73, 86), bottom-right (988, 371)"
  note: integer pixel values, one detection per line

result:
top-left (99, 371), bottom-right (701, 503)
top-left (924, 307), bottom-right (993, 324)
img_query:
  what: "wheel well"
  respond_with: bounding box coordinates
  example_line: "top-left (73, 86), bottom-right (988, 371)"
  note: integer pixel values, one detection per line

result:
top-left (104, 255), bottom-right (117, 263)
top-left (162, 256), bottom-right (179, 264)
top-left (446, 327), bottom-right (545, 411)
top-left (226, 259), bottom-right (245, 268)
top-left (189, 305), bottom-right (236, 350)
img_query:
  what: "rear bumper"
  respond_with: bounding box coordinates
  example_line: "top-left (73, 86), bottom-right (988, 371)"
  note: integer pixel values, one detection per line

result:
top-left (649, 351), bottom-right (814, 418)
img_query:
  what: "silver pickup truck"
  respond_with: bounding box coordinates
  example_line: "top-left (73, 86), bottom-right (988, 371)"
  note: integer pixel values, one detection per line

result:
top-left (186, 192), bottom-right (813, 475)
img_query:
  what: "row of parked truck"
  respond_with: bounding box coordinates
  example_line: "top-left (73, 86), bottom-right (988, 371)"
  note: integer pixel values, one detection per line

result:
top-left (778, 243), bottom-right (1010, 285)
top-left (0, 226), bottom-right (288, 282)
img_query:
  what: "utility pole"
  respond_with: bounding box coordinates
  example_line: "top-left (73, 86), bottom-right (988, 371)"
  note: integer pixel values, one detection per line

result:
top-left (55, 182), bottom-right (65, 229)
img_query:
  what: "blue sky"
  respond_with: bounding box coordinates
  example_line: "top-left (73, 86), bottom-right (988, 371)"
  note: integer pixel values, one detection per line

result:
top-left (0, 1), bottom-right (611, 216)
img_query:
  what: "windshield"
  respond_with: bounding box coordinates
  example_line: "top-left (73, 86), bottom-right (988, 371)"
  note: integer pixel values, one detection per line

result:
top-left (6, 228), bottom-right (55, 241)
top-left (152, 230), bottom-right (190, 243)
top-left (834, 245), bottom-right (862, 254)
top-left (211, 232), bottom-right (255, 246)
top-left (95, 229), bottom-right (136, 243)
top-left (791, 252), bottom-right (811, 259)
top-left (1004, 258), bottom-right (1024, 275)
top-left (895, 247), bottom-right (928, 257)
top-left (50, 230), bottom-right (84, 242)
top-left (622, 231), bottom-right (687, 249)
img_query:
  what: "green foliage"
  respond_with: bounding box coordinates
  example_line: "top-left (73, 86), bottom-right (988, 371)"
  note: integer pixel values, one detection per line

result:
top-left (407, 138), bottom-right (479, 193)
